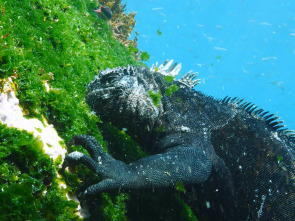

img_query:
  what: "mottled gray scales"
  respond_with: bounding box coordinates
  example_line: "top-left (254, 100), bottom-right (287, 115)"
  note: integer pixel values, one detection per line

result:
top-left (63, 66), bottom-right (295, 220)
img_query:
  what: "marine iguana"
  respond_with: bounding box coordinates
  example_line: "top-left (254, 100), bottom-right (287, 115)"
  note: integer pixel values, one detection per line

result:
top-left (62, 62), bottom-right (295, 220)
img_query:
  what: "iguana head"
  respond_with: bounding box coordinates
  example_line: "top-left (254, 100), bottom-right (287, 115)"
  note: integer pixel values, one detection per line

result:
top-left (86, 66), bottom-right (165, 134)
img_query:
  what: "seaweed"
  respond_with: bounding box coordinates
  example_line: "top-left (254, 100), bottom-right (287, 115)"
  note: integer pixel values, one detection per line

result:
top-left (148, 90), bottom-right (162, 107)
top-left (99, 0), bottom-right (137, 48)
top-left (0, 124), bottom-right (79, 220)
top-left (0, 0), bottom-right (141, 137)
top-left (0, 0), bottom-right (196, 219)
top-left (0, 0), bottom-right (140, 219)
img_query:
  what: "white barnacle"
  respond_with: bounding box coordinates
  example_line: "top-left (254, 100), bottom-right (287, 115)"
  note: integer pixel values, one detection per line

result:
top-left (188, 166), bottom-right (192, 173)
top-left (164, 171), bottom-right (171, 176)
top-left (43, 190), bottom-right (47, 196)
top-left (181, 125), bottom-right (191, 132)
top-left (97, 156), bottom-right (102, 164)
top-left (70, 151), bottom-right (84, 159)
top-left (206, 201), bottom-right (210, 209)
top-left (102, 93), bottom-right (111, 99)
top-left (146, 177), bottom-right (153, 182)
top-left (121, 80), bottom-right (127, 85)
top-left (257, 195), bottom-right (267, 218)
top-left (238, 165), bottom-right (242, 170)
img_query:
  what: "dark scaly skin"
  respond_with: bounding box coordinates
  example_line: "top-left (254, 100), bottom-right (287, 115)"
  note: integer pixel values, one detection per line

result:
top-left (62, 66), bottom-right (295, 220)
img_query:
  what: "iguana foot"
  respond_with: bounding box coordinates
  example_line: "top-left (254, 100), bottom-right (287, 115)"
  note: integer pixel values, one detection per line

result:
top-left (62, 135), bottom-right (212, 204)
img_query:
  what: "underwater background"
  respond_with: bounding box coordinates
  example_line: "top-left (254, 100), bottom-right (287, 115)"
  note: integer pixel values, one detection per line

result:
top-left (1, 0), bottom-right (294, 220)
top-left (125, 0), bottom-right (295, 130)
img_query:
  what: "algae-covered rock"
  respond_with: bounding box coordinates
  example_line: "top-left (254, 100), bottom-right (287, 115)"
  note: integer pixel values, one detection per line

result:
top-left (0, 0), bottom-right (140, 220)
top-left (0, 0), bottom-right (196, 220)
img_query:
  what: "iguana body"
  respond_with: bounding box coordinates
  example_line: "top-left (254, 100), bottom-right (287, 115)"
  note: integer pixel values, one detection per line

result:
top-left (63, 65), bottom-right (295, 220)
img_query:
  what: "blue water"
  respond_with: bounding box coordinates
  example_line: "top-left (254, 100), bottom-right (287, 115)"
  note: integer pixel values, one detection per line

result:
top-left (124, 0), bottom-right (295, 130)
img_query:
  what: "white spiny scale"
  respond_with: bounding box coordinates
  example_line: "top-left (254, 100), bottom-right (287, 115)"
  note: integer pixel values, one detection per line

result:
top-left (151, 60), bottom-right (200, 88)
top-left (150, 62), bottom-right (158, 71)
top-left (159, 59), bottom-right (173, 73)
top-left (170, 63), bottom-right (182, 76)
top-left (153, 59), bottom-right (179, 76)
top-left (178, 70), bottom-right (201, 88)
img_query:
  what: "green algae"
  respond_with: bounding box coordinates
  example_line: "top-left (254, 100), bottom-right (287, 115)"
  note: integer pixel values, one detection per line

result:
top-left (175, 181), bottom-right (187, 194)
top-left (139, 51), bottom-right (150, 62)
top-left (0, 0), bottom-right (198, 220)
top-left (175, 194), bottom-right (199, 221)
top-left (164, 75), bottom-right (175, 84)
top-left (0, 0), bottom-right (140, 219)
top-left (148, 90), bottom-right (162, 107)
top-left (165, 84), bottom-right (179, 96)
top-left (0, 0), bottom-right (142, 128)
top-left (0, 124), bottom-right (79, 220)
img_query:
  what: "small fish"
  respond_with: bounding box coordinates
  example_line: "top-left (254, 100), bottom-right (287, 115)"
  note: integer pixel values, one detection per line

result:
top-left (152, 7), bottom-right (164, 11)
top-left (259, 22), bottom-right (272, 26)
top-left (141, 35), bottom-right (151, 39)
top-left (242, 68), bottom-right (249, 74)
top-left (213, 47), bottom-right (227, 51)
top-left (262, 56), bottom-right (277, 61)
top-left (94, 5), bottom-right (113, 20)
top-left (197, 24), bottom-right (205, 28)
top-left (206, 36), bottom-right (215, 41)
top-left (270, 81), bottom-right (284, 90)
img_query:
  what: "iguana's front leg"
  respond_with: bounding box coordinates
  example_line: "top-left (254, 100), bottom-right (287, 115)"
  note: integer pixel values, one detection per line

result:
top-left (62, 135), bottom-right (212, 204)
